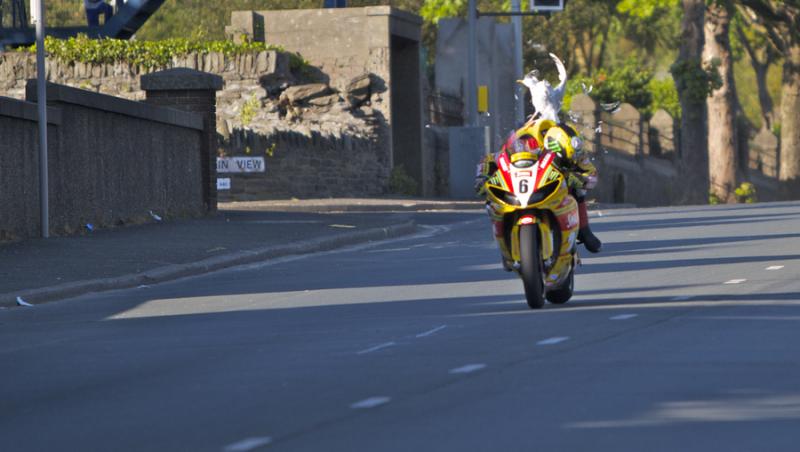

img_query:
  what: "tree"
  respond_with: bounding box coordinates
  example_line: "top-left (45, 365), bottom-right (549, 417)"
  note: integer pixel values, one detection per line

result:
top-left (672, 0), bottom-right (710, 204)
top-left (734, 10), bottom-right (779, 131)
top-left (739, 0), bottom-right (800, 188)
top-left (704, 0), bottom-right (739, 203)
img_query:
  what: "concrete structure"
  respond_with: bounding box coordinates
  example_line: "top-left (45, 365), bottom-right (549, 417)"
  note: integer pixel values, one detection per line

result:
top-left (0, 75), bottom-right (218, 241)
top-left (226, 7), bottom-right (428, 195)
top-left (435, 17), bottom-right (517, 152)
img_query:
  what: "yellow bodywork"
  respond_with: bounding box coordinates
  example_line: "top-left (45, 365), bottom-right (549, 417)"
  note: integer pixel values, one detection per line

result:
top-left (484, 161), bottom-right (579, 289)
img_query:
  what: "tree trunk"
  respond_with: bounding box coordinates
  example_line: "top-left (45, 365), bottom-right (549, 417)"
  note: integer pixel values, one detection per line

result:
top-left (676, 0), bottom-right (708, 204)
top-left (779, 41), bottom-right (800, 186)
top-left (704, 1), bottom-right (738, 203)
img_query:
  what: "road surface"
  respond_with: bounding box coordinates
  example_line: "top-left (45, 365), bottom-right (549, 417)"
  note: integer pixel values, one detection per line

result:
top-left (2, 203), bottom-right (800, 451)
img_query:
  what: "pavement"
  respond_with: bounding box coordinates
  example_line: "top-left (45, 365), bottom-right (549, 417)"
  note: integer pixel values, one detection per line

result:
top-left (0, 198), bottom-right (482, 308)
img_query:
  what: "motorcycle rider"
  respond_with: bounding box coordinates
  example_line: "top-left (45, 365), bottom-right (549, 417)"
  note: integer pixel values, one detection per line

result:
top-left (475, 117), bottom-right (602, 254)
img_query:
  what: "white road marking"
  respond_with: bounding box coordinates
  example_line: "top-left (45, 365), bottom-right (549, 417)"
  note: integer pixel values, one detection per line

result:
top-left (416, 325), bottom-right (447, 338)
top-left (356, 342), bottom-right (396, 355)
top-left (724, 279), bottom-right (747, 284)
top-left (223, 436), bottom-right (272, 451)
top-left (671, 295), bottom-right (693, 301)
top-left (766, 265), bottom-right (785, 271)
top-left (610, 314), bottom-right (638, 320)
top-left (449, 364), bottom-right (487, 374)
top-left (537, 336), bottom-right (570, 345)
top-left (329, 224), bottom-right (357, 229)
top-left (351, 396), bottom-right (391, 409)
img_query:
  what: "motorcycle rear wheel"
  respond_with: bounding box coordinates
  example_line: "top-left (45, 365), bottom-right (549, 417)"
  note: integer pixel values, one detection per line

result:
top-left (545, 266), bottom-right (574, 305)
top-left (519, 224), bottom-right (545, 309)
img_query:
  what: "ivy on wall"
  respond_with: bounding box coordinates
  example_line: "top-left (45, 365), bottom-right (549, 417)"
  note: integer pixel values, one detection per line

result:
top-left (20, 35), bottom-right (307, 70)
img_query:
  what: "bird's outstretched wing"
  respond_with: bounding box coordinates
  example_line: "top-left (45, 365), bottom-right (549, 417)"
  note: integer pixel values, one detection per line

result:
top-left (549, 53), bottom-right (567, 106)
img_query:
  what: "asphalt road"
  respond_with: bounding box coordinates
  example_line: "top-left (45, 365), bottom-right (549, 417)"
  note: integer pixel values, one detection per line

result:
top-left (2, 203), bottom-right (800, 452)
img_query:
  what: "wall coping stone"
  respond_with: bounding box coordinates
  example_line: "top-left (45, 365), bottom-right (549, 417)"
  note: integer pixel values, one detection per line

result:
top-left (25, 81), bottom-right (203, 131)
top-left (0, 96), bottom-right (61, 124)
top-left (141, 68), bottom-right (225, 92)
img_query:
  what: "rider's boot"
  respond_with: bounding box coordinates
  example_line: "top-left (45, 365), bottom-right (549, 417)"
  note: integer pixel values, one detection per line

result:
top-left (576, 199), bottom-right (602, 253)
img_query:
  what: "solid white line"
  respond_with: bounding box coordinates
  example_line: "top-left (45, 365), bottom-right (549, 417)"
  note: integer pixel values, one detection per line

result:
top-left (671, 295), bottom-right (693, 301)
top-left (350, 396), bottom-right (391, 409)
top-left (223, 436), bottom-right (272, 451)
top-left (356, 342), bottom-right (396, 355)
top-left (610, 314), bottom-right (638, 320)
top-left (724, 279), bottom-right (747, 284)
top-left (449, 364), bottom-right (486, 374)
top-left (537, 336), bottom-right (570, 346)
top-left (416, 325), bottom-right (448, 338)
top-left (766, 265), bottom-right (785, 271)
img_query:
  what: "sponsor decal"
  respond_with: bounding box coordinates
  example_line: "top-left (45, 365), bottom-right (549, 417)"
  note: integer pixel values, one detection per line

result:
top-left (566, 212), bottom-right (579, 229)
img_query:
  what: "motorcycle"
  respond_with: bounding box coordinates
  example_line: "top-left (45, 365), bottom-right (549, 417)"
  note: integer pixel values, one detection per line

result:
top-left (482, 147), bottom-right (580, 309)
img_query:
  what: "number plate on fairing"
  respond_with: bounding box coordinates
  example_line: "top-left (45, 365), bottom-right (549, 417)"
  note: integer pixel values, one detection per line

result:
top-left (511, 153), bottom-right (553, 207)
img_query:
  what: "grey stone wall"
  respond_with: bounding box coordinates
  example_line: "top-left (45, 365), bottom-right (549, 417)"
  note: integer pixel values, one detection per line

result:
top-left (0, 43), bottom-right (402, 200)
top-left (567, 93), bottom-right (783, 205)
top-left (0, 98), bottom-right (59, 240)
top-left (0, 82), bottom-right (208, 241)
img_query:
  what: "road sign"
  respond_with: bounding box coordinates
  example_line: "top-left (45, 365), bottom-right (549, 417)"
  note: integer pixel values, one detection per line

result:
top-left (530, 0), bottom-right (565, 12)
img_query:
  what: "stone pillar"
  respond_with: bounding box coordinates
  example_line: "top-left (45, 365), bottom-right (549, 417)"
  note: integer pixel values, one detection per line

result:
top-left (141, 68), bottom-right (224, 212)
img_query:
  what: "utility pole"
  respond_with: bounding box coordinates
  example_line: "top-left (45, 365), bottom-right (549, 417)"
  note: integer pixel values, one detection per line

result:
top-left (511, 0), bottom-right (525, 126)
top-left (31, 0), bottom-right (48, 238)
top-left (466, 0), bottom-right (478, 126)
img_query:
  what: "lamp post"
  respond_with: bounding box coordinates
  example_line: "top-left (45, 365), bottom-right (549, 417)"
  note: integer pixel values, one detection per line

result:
top-left (31, 0), bottom-right (48, 238)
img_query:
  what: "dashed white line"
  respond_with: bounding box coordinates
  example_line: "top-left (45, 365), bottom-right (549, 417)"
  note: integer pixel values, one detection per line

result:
top-left (356, 342), bottom-right (396, 355)
top-left (766, 265), bottom-right (785, 271)
top-left (449, 364), bottom-right (486, 374)
top-left (610, 314), bottom-right (638, 320)
top-left (671, 295), bottom-right (693, 301)
top-left (350, 396), bottom-right (391, 409)
top-left (223, 436), bottom-right (272, 451)
top-left (537, 336), bottom-right (570, 346)
top-left (416, 325), bottom-right (447, 338)
top-left (724, 279), bottom-right (747, 285)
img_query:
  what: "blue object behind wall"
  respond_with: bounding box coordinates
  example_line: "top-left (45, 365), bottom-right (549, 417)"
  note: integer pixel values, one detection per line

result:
top-left (324, 0), bottom-right (347, 7)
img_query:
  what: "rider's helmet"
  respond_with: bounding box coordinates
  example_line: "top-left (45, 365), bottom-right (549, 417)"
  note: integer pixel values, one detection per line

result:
top-left (543, 124), bottom-right (583, 161)
top-left (529, 118), bottom-right (557, 145)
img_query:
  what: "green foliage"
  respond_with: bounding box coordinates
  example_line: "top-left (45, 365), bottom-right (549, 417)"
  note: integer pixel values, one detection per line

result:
top-left (240, 94), bottom-right (261, 126)
top-left (21, 35), bottom-right (300, 70)
top-left (648, 78), bottom-right (681, 119)
top-left (564, 59), bottom-right (652, 111)
top-left (709, 191), bottom-right (722, 205)
top-left (734, 182), bottom-right (757, 203)
top-left (420, 0), bottom-right (466, 24)
top-left (388, 165), bottom-right (419, 196)
top-left (669, 58), bottom-right (724, 105)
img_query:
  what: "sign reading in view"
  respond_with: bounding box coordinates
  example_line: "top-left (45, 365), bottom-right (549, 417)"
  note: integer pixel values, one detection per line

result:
top-left (217, 157), bottom-right (266, 173)
top-left (217, 178), bottom-right (231, 190)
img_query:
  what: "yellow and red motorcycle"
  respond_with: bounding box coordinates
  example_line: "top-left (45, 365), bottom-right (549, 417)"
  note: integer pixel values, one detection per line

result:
top-left (482, 149), bottom-right (580, 309)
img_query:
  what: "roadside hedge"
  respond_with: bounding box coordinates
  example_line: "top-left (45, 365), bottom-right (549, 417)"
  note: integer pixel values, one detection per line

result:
top-left (22, 35), bottom-right (307, 70)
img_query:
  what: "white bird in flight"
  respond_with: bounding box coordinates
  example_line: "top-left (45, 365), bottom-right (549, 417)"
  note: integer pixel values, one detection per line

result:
top-left (517, 53), bottom-right (568, 122)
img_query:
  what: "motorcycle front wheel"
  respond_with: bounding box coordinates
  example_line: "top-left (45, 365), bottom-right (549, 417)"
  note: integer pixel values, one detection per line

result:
top-left (519, 224), bottom-right (545, 309)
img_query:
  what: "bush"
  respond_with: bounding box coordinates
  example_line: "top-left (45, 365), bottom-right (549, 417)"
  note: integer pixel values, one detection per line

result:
top-left (388, 165), bottom-right (419, 196)
top-left (564, 59), bottom-right (680, 119)
top-left (22, 35), bottom-right (307, 70)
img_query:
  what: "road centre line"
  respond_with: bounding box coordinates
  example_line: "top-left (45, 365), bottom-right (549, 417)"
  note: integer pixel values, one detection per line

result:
top-left (449, 364), bottom-right (486, 374)
top-left (356, 342), bottom-right (396, 355)
top-left (609, 314), bottom-right (638, 320)
top-left (351, 396), bottom-right (391, 409)
top-left (223, 436), bottom-right (272, 451)
top-left (537, 337), bottom-right (570, 346)
top-left (766, 265), bottom-right (785, 270)
top-left (416, 325), bottom-right (447, 338)
top-left (724, 279), bottom-right (747, 284)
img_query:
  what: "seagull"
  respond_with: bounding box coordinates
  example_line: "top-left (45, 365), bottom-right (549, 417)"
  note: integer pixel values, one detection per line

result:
top-left (517, 53), bottom-right (568, 122)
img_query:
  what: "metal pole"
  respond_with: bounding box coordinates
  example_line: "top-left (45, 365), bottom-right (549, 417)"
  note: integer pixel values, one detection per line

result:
top-left (34, 0), bottom-right (48, 238)
top-left (466, 0), bottom-right (478, 126)
top-left (511, 0), bottom-right (525, 126)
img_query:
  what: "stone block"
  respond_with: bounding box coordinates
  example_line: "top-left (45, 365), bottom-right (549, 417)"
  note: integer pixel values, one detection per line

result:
top-left (280, 83), bottom-right (332, 105)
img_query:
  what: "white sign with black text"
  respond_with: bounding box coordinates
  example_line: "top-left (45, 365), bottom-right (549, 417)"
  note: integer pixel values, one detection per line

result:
top-left (217, 157), bottom-right (266, 173)
top-left (217, 178), bottom-right (231, 190)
